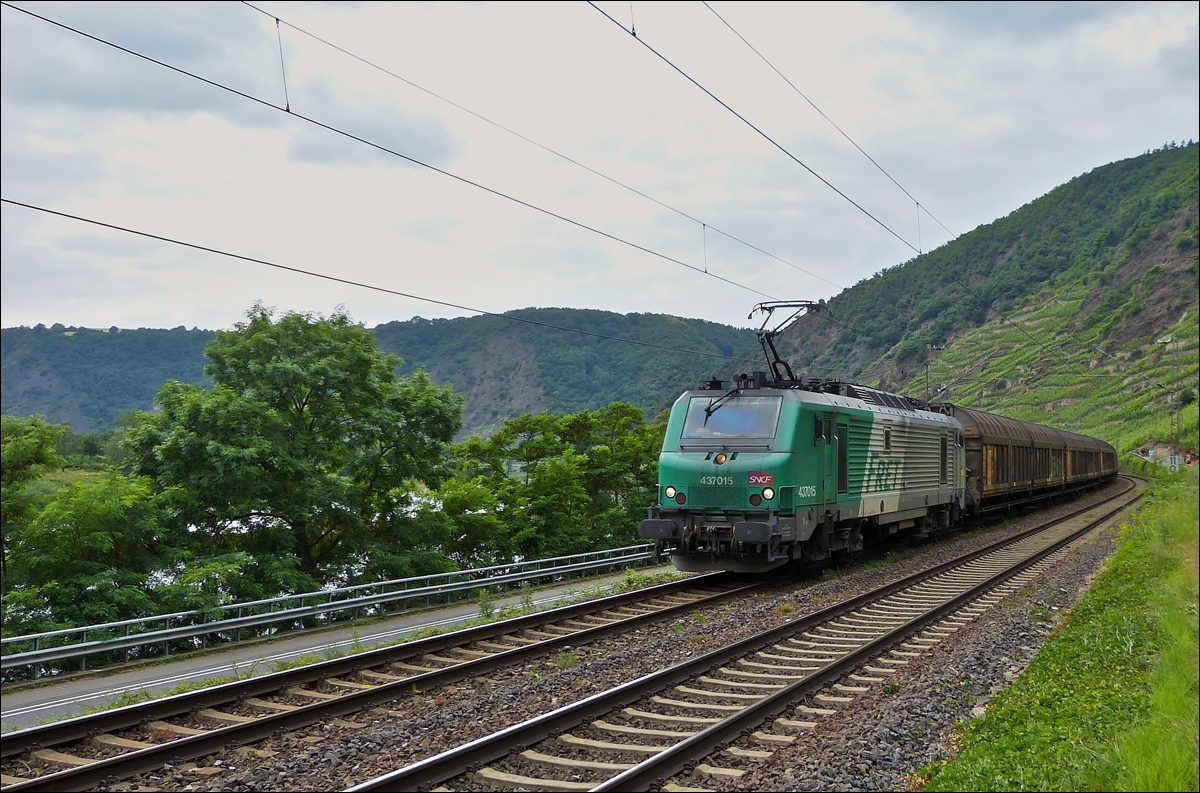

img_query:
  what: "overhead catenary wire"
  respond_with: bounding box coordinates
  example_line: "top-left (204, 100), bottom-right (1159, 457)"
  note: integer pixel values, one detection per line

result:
top-left (587, 1), bottom-right (916, 256)
top-left (701, 0), bottom-right (957, 241)
top-left (588, 2), bottom-right (1094, 382)
top-left (240, 1), bottom-right (841, 289)
top-left (0, 1), bottom-right (779, 304)
top-left (0, 198), bottom-right (744, 362)
top-left (702, 3), bottom-right (1150, 396)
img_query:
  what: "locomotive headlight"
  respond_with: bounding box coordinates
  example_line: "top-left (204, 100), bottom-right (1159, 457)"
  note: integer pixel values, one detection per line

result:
top-left (762, 487), bottom-right (776, 500)
top-left (664, 486), bottom-right (677, 499)
top-left (714, 453), bottom-right (728, 465)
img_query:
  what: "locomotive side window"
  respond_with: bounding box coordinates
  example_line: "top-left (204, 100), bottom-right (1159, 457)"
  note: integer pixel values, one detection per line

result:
top-left (814, 414), bottom-right (824, 445)
top-left (884, 428), bottom-right (892, 452)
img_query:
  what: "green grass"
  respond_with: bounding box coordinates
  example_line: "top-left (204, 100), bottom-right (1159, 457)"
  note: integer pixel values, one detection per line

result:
top-left (21, 468), bottom-right (105, 509)
top-left (268, 652), bottom-right (333, 673)
top-left (552, 651), bottom-right (581, 669)
top-left (917, 472), bottom-right (1199, 792)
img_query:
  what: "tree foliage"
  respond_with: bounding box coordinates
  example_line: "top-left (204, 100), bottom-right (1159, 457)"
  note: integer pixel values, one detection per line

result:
top-left (423, 402), bottom-right (666, 564)
top-left (128, 305), bottom-right (463, 591)
top-left (2, 304), bottom-right (678, 638)
top-left (1, 415), bottom-right (64, 582)
top-left (4, 473), bottom-right (170, 631)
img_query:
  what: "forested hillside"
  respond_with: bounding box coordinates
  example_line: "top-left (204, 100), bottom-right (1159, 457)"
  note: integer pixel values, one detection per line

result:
top-left (373, 309), bottom-right (753, 435)
top-left (0, 325), bottom-right (213, 432)
top-left (780, 144), bottom-right (1198, 386)
top-left (1, 311), bottom-right (755, 435)
top-left (781, 143), bottom-right (1199, 453)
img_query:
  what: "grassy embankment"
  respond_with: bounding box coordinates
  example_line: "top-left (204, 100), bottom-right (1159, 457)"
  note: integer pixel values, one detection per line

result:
top-left (915, 470), bottom-right (1199, 792)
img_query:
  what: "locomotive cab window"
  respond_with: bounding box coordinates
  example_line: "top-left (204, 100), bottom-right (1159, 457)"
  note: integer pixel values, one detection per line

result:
top-left (681, 395), bottom-right (782, 440)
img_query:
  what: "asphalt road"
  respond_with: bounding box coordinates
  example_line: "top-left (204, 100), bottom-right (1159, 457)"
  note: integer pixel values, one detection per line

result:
top-left (1, 567), bottom-right (671, 732)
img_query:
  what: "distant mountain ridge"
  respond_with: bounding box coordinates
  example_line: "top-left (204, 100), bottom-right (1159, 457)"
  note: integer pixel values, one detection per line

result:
top-left (1, 310), bottom-right (756, 435)
top-left (373, 309), bottom-right (755, 435)
top-left (1, 325), bottom-right (213, 432)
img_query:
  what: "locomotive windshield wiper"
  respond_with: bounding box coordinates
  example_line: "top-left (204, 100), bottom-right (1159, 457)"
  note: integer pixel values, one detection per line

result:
top-left (703, 387), bottom-right (740, 425)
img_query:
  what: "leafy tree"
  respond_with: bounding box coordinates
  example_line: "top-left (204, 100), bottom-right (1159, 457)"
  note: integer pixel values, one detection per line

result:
top-left (3, 473), bottom-right (169, 633)
top-left (1, 415), bottom-right (64, 583)
top-left (128, 306), bottom-right (464, 591)
top-left (427, 402), bottom-right (666, 562)
top-left (520, 449), bottom-right (592, 556)
top-left (413, 477), bottom-right (507, 568)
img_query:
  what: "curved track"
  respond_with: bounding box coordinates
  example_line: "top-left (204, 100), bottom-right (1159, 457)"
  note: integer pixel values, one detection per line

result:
top-left (350, 477), bottom-right (1139, 792)
top-left (0, 575), bottom-right (760, 792)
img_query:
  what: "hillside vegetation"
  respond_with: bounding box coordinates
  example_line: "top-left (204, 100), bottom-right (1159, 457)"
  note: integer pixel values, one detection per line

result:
top-left (1, 311), bottom-right (754, 435)
top-left (920, 472), bottom-right (1199, 792)
top-left (781, 144), bottom-right (1196, 376)
top-left (0, 325), bottom-right (212, 432)
top-left (373, 309), bottom-right (753, 435)
top-left (781, 144), bottom-right (1198, 454)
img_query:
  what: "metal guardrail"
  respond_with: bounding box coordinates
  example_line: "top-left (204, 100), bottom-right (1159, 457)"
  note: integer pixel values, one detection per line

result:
top-left (1, 544), bottom-right (658, 673)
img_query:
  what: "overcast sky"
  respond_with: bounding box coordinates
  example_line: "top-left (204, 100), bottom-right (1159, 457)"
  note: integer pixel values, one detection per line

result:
top-left (2, 1), bottom-right (1197, 331)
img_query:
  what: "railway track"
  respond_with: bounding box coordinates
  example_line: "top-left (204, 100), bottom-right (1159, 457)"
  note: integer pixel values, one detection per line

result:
top-left (350, 477), bottom-right (1140, 792)
top-left (0, 574), bottom-right (762, 792)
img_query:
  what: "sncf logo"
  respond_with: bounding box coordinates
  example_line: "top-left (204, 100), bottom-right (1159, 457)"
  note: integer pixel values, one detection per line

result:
top-left (748, 471), bottom-right (774, 485)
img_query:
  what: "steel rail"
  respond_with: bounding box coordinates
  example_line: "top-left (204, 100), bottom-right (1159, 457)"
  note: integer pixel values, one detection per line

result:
top-left (348, 477), bottom-right (1137, 792)
top-left (597, 479), bottom-right (1142, 790)
top-left (0, 574), bottom-right (764, 792)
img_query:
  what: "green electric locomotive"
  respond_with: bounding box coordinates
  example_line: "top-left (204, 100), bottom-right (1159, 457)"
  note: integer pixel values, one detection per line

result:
top-left (639, 302), bottom-right (1116, 573)
top-left (639, 375), bottom-right (965, 572)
